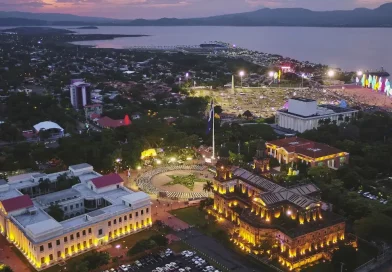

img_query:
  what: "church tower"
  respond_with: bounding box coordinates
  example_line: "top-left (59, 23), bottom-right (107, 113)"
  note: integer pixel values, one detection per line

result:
top-left (215, 146), bottom-right (233, 181)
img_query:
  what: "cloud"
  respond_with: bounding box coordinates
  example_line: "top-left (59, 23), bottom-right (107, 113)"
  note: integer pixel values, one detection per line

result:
top-left (0, 0), bottom-right (51, 8)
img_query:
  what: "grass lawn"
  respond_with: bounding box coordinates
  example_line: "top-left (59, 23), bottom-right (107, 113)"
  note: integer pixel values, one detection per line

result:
top-left (42, 250), bottom-right (94, 272)
top-left (169, 207), bottom-right (220, 236)
top-left (168, 241), bottom-right (190, 253)
top-left (110, 229), bottom-right (159, 248)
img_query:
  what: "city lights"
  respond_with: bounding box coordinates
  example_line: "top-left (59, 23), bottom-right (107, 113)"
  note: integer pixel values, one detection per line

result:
top-left (327, 70), bottom-right (335, 77)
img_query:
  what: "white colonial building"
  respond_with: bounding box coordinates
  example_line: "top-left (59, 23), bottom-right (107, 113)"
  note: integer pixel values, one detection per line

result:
top-left (0, 163), bottom-right (151, 270)
top-left (276, 98), bottom-right (358, 133)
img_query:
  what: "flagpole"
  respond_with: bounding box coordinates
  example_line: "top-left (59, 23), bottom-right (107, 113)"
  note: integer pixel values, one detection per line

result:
top-left (212, 98), bottom-right (215, 160)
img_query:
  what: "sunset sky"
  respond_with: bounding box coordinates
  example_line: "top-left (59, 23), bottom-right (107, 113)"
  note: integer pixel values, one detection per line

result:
top-left (0, 0), bottom-right (389, 19)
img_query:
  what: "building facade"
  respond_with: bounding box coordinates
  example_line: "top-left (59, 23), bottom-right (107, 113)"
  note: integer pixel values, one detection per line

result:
top-left (211, 149), bottom-right (356, 271)
top-left (276, 98), bottom-right (358, 133)
top-left (0, 164), bottom-right (151, 270)
top-left (70, 80), bottom-right (91, 110)
top-left (266, 137), bottom-right (349, 169)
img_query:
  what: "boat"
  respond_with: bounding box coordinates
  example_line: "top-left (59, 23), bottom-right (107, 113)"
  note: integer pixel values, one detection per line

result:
top-left (366, 67), bottom-right (390, 77)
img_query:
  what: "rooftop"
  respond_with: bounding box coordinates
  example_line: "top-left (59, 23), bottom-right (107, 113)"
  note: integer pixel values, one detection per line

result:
top-left (278, 105), bottom-right (357, 118)
top-left (69, 163), bottom-right (93, 171)
top-left (90, 173), bottom-right (123, 189)
top-left (240, 208), bottom-right (345, 238)
top-left (2, 195), bottom-right (33, 213)
top-left (290, 97), bottom-right (315, 102)
top-left (266, 137), bottom-right (346, 158)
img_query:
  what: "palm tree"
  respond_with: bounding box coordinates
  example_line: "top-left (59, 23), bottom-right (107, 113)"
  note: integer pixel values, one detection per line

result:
top-left (203, 181), bottom-right (214, 193)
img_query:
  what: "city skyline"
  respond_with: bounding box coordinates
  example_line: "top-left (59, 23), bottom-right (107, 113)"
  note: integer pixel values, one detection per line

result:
top-left (0, 0), bottom-right (390, 19)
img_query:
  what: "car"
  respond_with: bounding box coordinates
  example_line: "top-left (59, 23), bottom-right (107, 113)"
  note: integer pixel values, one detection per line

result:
top-left (119, 265), bottom-right (128, 271)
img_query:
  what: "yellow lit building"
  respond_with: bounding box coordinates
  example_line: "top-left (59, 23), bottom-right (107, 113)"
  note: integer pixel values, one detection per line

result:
top-left (266, 137), bottom-right (349, 169)
top-left (0, 163), bottom-right (152, 270)
top-left (212, 148), bottom-right (356, 271)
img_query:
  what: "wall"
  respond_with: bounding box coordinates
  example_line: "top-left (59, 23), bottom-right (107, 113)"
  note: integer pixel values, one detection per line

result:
top-left (3, 204), bottom-right (152, 270)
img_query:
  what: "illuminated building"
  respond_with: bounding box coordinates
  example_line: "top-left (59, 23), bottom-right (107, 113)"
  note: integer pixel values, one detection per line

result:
top-left (212, 148), bottom-right (356, 271)
top-left (70, 79), bottom-right (91, 110)
top-left (266, 137), bottom-right (349, 169)
top-left (0, 163), bottom-right (151, 270)
top-left (276, 98), bottom-right (358, 133)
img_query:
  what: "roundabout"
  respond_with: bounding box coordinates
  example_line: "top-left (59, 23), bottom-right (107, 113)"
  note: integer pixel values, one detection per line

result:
top-left (136, 165), bottom-right (214, 200)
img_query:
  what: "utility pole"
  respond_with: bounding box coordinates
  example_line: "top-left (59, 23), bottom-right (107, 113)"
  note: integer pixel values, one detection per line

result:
top-left (340, 262), bottom-right (345, 272)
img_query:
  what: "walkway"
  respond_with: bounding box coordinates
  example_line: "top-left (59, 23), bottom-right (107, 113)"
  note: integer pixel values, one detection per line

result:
top-left (0, 235), bottom-right (31, 272)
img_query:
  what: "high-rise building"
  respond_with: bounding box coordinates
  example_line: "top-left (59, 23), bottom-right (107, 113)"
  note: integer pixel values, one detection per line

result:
top-left (70, 79), bottom-right (91, 110)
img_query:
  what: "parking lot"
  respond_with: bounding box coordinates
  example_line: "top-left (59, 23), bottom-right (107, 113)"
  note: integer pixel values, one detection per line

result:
top-left (102, 248), bottom-right (222, 272)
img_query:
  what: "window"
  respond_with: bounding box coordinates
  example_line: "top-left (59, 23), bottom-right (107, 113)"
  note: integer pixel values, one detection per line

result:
top-left (125, 226), bottom-right (128, 231)
top-left (129, 213), bottom-right (132, 219)
top-left (76, 204), bottom-right (79, 208)
top-left (117, 184), bottom-right (120, 188)
top-left (98, 229), bottom-right (103, 235)
top-left (114, 229), bottom-right (117, 235)
top-left (65, 247), bottom-right (69, 254)
top-left (340, 157), bottom-right (346, 163)
top-left (64, 237), bottom-right (68, 243)
top-left (48, 242), bottom-right (52, 249)
top-left (41, 257), bottom-right (45, 264)
top-left (70, 205), bottom-right (73, 210)
top-left (64, 206), bottom-right (68, 211)
top-left (56, 239), bottom-right (60, 246)
top-left (108, 221), bottom-right (111, 227)
top-left (76, 232), bottom-right (80, 238)
top-left (81, 203), bottom-right (83, 207)
top-left (49, 254), bottom-right (53, 261)
top-left (57, 251), bottom-right (61, 258)
top-left (318, 162), bottom-right (324, 166)
top-left (124, 215), bottom-right (127, 221)
top-left (141, 210), bottom-right (144, 215)
top-left (77, 243), bottom-right (81, 250)
top-left (89, 239), bottom-right (92, 245)
top-left (109, 231), bottom-right (112, 238)
top-left (70, 234), bottom-right (74, 240)
top-left (40, 245), bottom-right (44, 252)
top-left (83, 241), bottom-right (87, 248)
top-left (136, 222), bottom-right (139, 228)
top-left (88, 228), bottom-right (92, 234)
top-left (119, 217), bottom-right (122, 223)
top-left (114, 219), bottom-right (117, 224)
top-left (141, 219), bottom-right (144, 226)
top-left (71, 245), bottom-right (74, 252)
top-left (119, 227), bottom-right (122, 233)
top-left (136, 211), bottom-right (138, 217)
top-left (146, 208), bottom-right (149, 213)
top-left (130, 224), bottom-right (133, 229)
top-left (82, 230), bottom-right (86, 236)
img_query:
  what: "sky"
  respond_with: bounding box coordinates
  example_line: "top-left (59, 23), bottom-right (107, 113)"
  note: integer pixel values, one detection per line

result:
top-left (0, 0), bottom-right (390, 19)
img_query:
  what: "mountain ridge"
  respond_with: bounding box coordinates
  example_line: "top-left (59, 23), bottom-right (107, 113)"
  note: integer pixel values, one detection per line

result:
top-left (2, 3), bottom-right (392, 27)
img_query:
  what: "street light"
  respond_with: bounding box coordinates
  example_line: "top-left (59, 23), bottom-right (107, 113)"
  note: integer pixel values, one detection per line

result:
top-left (268, 71), bottom-right (274, 78)
top-left (239, 71), bottom-right (245, 88)
top-left (357, 70), bottom-right (363, 76)
top-left (327, 70), bottom-right (335, 77)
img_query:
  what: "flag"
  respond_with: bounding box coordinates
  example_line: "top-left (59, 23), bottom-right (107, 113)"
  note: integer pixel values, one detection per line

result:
top-left (206, 100), bottom-right (214, 134)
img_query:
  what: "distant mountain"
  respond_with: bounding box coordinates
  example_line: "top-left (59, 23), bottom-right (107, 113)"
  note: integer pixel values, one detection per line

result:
top-left (2, 4), bottom-right (392, 27)
top-left (0, 11), bottom-right (116, 22)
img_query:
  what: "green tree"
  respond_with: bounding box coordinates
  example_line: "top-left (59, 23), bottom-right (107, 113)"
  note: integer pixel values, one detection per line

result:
top-left (73, 261), bottom-right (89, 272)
top-left (331, 245), bottom-right (357, 272)
top-left (243, 110), bottom-right (253, 120)
top-left (150, 234), bottom-right (169, 247)
top-left (0, 265), bottom-right (13, 272)
top-left (47, 204), bottom-right (64, 222)
top-left (203, 180), bottom-right (214, 193)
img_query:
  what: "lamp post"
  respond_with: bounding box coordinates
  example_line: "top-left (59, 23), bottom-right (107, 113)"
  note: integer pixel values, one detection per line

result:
top-left (239, 71), bottom-right (245, 88)
top-left (327, 70), bottom-right (335, 78)
top-left (357, 70), bottom-right (363, 77)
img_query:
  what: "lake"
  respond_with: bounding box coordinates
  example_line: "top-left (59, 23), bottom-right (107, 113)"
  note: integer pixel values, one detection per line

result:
top-left (3, 26), bottom-right (391, 73)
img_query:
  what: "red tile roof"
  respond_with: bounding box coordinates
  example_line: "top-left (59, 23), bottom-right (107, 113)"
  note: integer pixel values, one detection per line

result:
top-left (91, 173), bottom-right (123, 189)
top-left (2, 195), bottom-right (33, 213)
top-left (267, 137), bottom-right (345, 158)
top-left (97, 116), bottom-right (125, 128)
